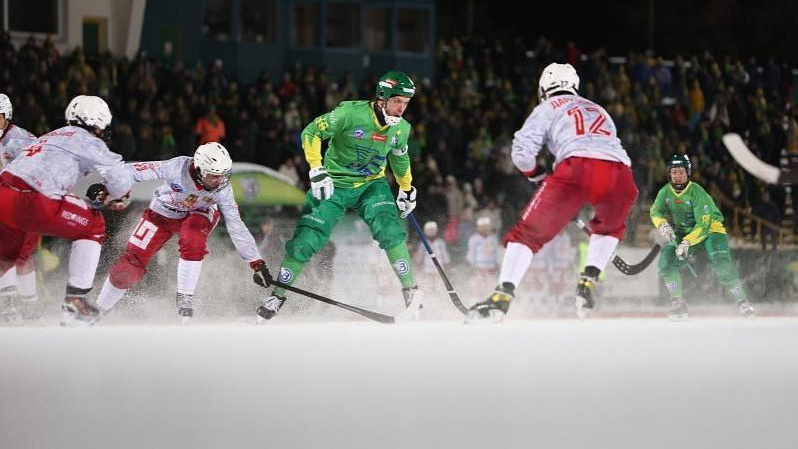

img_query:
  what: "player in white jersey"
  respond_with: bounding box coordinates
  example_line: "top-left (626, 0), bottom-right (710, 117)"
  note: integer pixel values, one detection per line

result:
top-left (0, 93), bottom-right (37, 165)
top-left (0, 93), bottom-right (41, 321)
top-left (0, 95), bottom-right (132, 325)
top-left (466, 216), bottom-right (500, 301)
top-left (94, 142), bottom-right (272, 322)
top-left (467, 63), bottom-right (638, 322)
top-left (413, 221), bottom-right (450, 274)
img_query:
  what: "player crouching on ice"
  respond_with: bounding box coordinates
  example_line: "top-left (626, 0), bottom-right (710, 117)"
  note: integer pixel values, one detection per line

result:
top-left (95, 142), bottom-right (272, 323)
top-left (0, 92), bottom-right (41, 321)
top-left (650, 154), bottom-right (755, 320)
top-left (0, 95), bottom-right (132, 326)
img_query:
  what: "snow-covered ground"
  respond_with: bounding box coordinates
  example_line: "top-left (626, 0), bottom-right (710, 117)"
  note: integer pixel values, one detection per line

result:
top-left (2, 315), bottom-right (797, 449)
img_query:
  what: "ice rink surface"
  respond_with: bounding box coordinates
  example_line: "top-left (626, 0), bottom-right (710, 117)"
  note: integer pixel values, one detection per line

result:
top-left (2, 315), bottom-right (798, 449)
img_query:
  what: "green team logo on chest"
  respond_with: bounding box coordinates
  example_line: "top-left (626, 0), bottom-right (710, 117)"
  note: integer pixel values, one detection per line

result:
top-left (340, 128), bottom-right (400, 177)
top-left (345, 143), bottom-right (386, 176)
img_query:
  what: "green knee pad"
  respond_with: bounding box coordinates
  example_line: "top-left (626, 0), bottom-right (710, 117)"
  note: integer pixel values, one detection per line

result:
top-left (704, 233), bottom-right (748, 301)
top-left (385, 244), bottom-right (416, 288)
top-left (271, 256), bottom-right (306, 296)
top-left (658, 242), bottom-right (684, 298)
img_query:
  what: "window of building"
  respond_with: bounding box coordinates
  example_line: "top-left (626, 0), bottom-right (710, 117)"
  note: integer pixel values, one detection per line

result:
top-left (202, 0), bottom-right (232, 41)
top-left (364, 7), bottom-right (389, 52)
top-left (397, 7), bottom-right (429, 54)
top-left (242, 0), bottom-right (276, 43)
top-left (7, 0), bottom-right (59, 35)
top-left (326, 2), bottom-right (359, 48)
top-left (293, 2), bottom-right (320, 47)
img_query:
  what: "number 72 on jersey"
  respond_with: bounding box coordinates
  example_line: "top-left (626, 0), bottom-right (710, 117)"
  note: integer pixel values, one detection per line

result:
top-left (567, 106), bottom-right (611, 136)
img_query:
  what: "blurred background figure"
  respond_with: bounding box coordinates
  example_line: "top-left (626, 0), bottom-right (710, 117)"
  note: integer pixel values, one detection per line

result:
top-left (414, 221), bottom-right (450, 300)
top-left (194, 105), bottom-right (226, 146)
top-left (466, 216), bottom-right (500, 303)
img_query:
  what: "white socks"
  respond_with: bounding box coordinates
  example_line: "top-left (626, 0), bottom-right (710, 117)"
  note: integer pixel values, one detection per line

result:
top-left (96, 259), bottom-right (205, 312)
top-left (177, 259), bottom-right (203, 295)
top-left (16, 271), bottom-right (37, 301)
top-left (96, 277), bottom-right (128, 311)
top-left (585, 234), bottom-right (620, 272)
top-left (68, 240), bottom-right (102, 290)
top-left (0, 268), bottom-right (15, 290)
top-left (498, 242), bottom-right (534, 287)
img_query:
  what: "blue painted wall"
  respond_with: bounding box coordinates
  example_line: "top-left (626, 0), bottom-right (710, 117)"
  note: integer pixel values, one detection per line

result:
top-left (140, 0), bottom-right (434, 84)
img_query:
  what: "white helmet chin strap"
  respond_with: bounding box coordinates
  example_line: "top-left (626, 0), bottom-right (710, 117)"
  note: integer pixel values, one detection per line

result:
top-left (381, 106), bottom-right (401, 126)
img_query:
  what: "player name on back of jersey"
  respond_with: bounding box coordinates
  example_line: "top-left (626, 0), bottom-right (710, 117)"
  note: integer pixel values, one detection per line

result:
top-left (549, 96), bottom-right (593, 110)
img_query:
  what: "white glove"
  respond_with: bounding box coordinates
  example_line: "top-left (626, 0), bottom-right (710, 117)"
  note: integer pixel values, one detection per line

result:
top-left (396, 186), bottom-right (417, 218)
top-left (657, 222), bottom-right (676, 242)
top-left (675, 240), bottom-right (690, 260)
top-left (310, 167), bottom-right (334, 200)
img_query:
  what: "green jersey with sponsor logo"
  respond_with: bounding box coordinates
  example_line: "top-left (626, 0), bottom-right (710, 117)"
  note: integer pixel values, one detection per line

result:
top-left (300, 100), bottom-right (413, 190)
top-left (650, 181), bottom-right (727, 246)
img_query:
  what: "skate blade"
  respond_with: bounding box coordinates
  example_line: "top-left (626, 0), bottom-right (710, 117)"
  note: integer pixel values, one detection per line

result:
top-left (180, 316), bottom-right (192, 325)
top-left (395, 291), bottom-right (424, 323)
top-left (464, 309), bottom-right (505, 324)
top-left (668, 313), bottom-right (689, 322)
top-left (60, 313), bottom-right (97, 327)
top-left (739, 306), bottom-right (756, 319)
top-left (2, 309), bottom-right (23, 324)
top-left (575, 297), bottom-right (589, 321)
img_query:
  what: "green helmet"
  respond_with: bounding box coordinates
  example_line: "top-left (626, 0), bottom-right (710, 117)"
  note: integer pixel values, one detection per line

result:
top-left (376, 71), bottom-right (415, 100)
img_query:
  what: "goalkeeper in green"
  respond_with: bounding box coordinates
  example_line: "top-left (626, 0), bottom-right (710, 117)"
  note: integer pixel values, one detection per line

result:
top-left (650, 154), bottom-right (755, 319)
top-left (255, 71), bottom-right (422, 321)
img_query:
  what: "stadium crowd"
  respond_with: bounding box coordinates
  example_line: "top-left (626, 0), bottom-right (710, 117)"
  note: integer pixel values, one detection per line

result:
top-left (2, 30), bottom-right (797, 252)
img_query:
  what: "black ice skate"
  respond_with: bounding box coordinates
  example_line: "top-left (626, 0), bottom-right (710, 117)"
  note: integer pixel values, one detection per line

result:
top-left (256, 294), bottom-right (286, 323)
top-left (60, 286), bottom-right (99, 326)
top-left (575, 275), bottom-right (596, 320)
top-left (667, 298), bottom-right (689, 321)
top-left (466, 283), bottom-right (514, 324)
top-left (737, 300), bottom-right (755, 319)
top-left (176, 293), bottom-right (194, 324)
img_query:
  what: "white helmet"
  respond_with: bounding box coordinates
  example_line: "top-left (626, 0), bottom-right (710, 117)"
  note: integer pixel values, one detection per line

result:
top-left (0, 93), bottom-right (12, 121)
top-left (423, 221), bottom-right (438, 234)
top-left (194, 142), bottom-right (233, 178)
top-left (65, 95), bottom-right (112, 131)
top-left (538, 63), bottom-right (580, 101)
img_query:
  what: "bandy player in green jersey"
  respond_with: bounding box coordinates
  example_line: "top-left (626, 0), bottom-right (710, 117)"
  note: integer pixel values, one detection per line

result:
top-left (650, 154), bottom-right (755, 320)
top-left (255, 71), bottom-right (422, 321)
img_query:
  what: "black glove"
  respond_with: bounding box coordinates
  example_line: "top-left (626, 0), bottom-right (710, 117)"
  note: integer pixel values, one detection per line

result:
top-left (251, 259), bottom-right (273, 288)
top-left (523, 163), bottom-right (548, 185)
top-left (86, 183), bottom-right (109, 209)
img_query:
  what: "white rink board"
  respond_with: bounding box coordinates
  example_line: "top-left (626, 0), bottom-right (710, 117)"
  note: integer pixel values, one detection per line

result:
top-left (1, 318), bottom-right (797, 449)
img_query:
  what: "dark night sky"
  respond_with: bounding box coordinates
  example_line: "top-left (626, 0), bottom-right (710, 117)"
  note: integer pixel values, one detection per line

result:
top-left (437, 0), bottom-right (798, 64)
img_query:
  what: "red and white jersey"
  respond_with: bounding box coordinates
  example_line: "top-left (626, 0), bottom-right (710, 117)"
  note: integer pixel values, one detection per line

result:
top-left (5, 126), bottom-right (131, 200)
top-left (512, 94), bottom-right (631, 172)
top-left (128, 156), bottom-right (261, 263)
top-left (466, 232), bottom-right (500, 269)
top-left (0, 124), bottom-right (36, 167)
